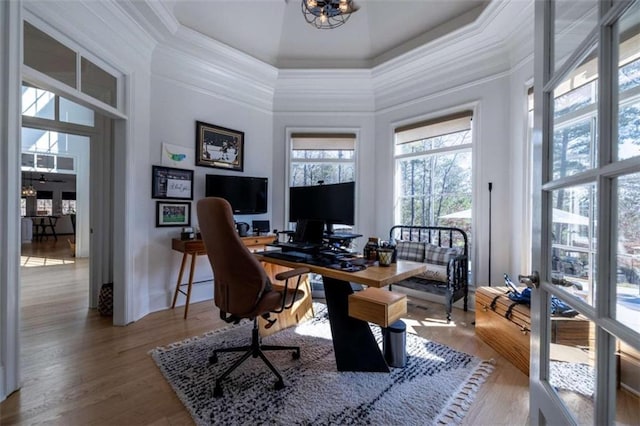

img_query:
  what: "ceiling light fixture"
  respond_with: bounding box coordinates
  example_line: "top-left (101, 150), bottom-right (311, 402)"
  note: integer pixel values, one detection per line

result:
top-left (301, 0), bottom-right (358, 30)
top-left (21, 173), bottom-right (37, 197)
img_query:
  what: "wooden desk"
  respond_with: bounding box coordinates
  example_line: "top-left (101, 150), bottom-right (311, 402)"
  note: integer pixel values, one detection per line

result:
top-left (255, 253), bottom-right (426, 372)
top-left (170, 235), bottom-right (277, 319)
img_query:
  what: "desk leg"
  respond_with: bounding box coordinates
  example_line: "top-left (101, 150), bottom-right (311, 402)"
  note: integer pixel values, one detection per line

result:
top-left (171, 253), bottom-right (189, 309)
top-left (183, 253), bottom-right (197, 319)
top-left (322, 277), bottom-right (389, 372)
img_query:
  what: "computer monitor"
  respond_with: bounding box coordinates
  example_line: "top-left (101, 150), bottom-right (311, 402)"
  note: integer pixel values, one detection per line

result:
top-left (289, 181), bottom-right (355, 234)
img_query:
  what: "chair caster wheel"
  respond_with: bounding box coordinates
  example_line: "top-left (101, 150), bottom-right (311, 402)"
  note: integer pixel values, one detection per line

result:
top-left (274, 380), bottom-right (285, 390)
top-left (213, 384), bottom-right (223, 397)
top-left (209, 354), bottom-right (218, 364)
top-left (292, 351), bottom-right (300, 360)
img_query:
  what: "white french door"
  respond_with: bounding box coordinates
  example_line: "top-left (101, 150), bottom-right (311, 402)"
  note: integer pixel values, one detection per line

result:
top-left (532, 0), bottom-right (640, 424)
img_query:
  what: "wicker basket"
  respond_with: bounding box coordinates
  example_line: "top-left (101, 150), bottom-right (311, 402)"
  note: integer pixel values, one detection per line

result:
top-left (98, 283), bottom-right (113, 316)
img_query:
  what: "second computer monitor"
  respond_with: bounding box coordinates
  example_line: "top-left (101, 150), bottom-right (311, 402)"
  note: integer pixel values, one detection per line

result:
top-left (289, 181), bottom-right (355, 234)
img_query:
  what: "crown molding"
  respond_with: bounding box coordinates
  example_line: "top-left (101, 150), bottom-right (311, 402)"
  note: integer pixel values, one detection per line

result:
top-left (153, 45), bottom-right (275, 113)
top-left (114, 0), bottom-right (178, 43)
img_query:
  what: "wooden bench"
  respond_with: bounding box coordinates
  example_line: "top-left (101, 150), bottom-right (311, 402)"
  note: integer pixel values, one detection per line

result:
top-left (348, 287), bottom-right (407, 327)
top-left (388, 225), bottom-right (469, 322)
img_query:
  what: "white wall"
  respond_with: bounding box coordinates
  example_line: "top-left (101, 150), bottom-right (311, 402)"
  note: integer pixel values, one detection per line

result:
top-left (147, 73), bottom-right (274, 312)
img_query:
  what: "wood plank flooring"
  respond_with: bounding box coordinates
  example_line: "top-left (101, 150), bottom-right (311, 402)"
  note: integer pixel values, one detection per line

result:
top-left (2, 241), bottom-right (532, 425)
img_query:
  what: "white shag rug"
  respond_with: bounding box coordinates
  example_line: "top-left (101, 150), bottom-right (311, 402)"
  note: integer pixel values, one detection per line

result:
top-left (150, 305), bottom-right (494, 425)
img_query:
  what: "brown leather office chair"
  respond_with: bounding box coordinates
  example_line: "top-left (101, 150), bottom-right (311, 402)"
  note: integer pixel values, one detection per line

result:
top-left (196, 197), bottom-right (309, 397)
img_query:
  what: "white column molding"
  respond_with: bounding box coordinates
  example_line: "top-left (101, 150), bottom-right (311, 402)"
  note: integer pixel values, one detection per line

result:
top-left (0, 0), bottom-right (22, 402)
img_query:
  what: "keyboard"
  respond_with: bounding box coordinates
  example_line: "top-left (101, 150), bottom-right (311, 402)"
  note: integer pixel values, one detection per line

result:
top-left (261, 251), bottom-right (312, 262)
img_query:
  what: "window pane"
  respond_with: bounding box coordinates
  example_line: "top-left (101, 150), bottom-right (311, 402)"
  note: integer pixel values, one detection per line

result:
top-left (553, 0), bottom-right (598, 72)
top-left (23, 22), bottom-right (76, 88)
top-left (59, 97), bottom-right (95, 127)
top-left (616, 173), bottom-right (640, 333)
top-left (395, 150), bottom-right (472, 227)
top-left (37, 154), bottom-right (54, 170)
top-left (291, 149), bottom-right (353, 160)
top-left (552, 117), bottom-right (595, 180)
top-left (36, 199), bottom-right (52, 216)
top-left (551, 184), bottom-right (597, 307)
top-left (21, 153), bottom-right (34, 168)
top-left (21, 85), bottom-right (55, 119)
top-left (56, 156), bottom-right (75, 171)
top-left (80, 57), bottom-right (117, 107)
top-left (290, 162), bottom-right (354, 186)
top-left (618, 3), bottom-right (640, 161)
top-left (547, 296), bottom-right (595, 424)
top-left (395, 130), bottom-right (471, 156)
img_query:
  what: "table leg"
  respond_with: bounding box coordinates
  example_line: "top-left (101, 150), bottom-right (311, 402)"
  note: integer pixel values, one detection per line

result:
top-left (49, 217), bottom-right (58, 241)
top-left (171, 253), bottom-right (189, 309)
top-left (322, 277), bottom-right (389, 372)
top-left (183, 253), bottom-right (197, 319)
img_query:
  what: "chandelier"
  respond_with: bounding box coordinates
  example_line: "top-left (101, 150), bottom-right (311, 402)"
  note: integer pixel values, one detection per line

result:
top-left (301, 0), bottom-right (358, 30)
top-left (21, 173), bottom-right (37, 197)
top-left (21, 184), bottom-right (37, 197)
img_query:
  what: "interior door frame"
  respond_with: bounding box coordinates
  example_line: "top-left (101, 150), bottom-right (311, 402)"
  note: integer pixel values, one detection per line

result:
top-left (532, 0), bottom-right (640, 424)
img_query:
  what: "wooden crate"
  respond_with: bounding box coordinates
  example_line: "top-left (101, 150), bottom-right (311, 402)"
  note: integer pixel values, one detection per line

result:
top-left (475, 286), bottom-right (531, 375)
top-left (348, 287), bottom-right (407, 328)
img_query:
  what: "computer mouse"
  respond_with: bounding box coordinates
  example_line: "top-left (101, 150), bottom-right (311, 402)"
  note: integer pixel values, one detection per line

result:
top-left (340, 261), bottom-right (352, 269)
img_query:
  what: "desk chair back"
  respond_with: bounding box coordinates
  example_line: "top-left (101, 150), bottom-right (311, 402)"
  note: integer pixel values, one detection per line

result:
top-left (196, 197), bottom-right (272, 318)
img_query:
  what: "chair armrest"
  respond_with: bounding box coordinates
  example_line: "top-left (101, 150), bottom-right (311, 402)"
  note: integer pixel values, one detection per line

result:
top-left (274, 267), bottom-right (310, 281)
top-left (273, 267), bottom-right (310, 313)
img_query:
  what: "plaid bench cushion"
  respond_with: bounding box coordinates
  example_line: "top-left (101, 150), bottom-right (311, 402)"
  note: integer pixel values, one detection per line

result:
top-left (424, 243), bottom-right (460, 266)
top-left (395, 240), bottom-right (425, 262)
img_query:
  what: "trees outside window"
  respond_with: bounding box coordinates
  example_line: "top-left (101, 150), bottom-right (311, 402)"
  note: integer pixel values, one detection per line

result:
top-left (394, 113), bottom-right (473, 244)
top-left (289, 134), bottom-right (355, 188)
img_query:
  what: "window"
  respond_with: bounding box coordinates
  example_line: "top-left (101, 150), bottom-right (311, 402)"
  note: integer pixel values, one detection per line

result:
top-left (290, 133), bottom-right (355, 187)
top-left (61, 192), bottom-right (76, 214)
top-left (23, 22), bottom-right (118, 108)
top-left (393, 112), bottom-right (473, 238)
top-left (36, 190), bottom-right (53, 216)
top-left (22, 84), bottom-right (94, 127)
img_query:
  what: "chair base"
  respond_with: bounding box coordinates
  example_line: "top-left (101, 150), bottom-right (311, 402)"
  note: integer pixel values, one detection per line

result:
top-left (209, 318), bottom-right (300, 397)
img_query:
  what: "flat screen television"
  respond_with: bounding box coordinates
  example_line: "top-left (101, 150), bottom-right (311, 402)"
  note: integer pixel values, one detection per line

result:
top-left (289, 181), bottom-right (355, 233)
top-left (205, 174), bottom-right (268, 215)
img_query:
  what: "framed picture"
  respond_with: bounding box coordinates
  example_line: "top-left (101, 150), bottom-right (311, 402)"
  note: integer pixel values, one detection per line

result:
top-left (151, 165), bottom-right (194, 200)
top-left (156, 201), bottom-right (191, 227)
top-left (195, 121), bottom-right (244, 171)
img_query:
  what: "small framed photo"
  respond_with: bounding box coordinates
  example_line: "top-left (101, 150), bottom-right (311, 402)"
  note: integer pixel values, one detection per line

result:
top-left (195, 120), bottom-right (244, 171)
top-left (151, 165), bottom-right (193, 200)
top-left (156, 201), bottom-right (191, 227)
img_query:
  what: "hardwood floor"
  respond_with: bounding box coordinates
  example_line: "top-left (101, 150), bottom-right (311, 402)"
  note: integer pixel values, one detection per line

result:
top-left (3, 242), bottom-right (531, 425)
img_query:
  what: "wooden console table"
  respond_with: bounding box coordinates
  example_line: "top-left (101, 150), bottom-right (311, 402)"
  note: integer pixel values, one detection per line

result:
top-left (170, 234), bottom-right (278, 319)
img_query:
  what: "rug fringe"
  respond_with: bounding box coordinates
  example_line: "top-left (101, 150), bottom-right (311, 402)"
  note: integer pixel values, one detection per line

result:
top-left (434, 359), bottom-right (495, 425)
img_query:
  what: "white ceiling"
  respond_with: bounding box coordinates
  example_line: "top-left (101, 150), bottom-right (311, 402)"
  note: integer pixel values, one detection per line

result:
top-left (169, 0), bottom-right (490, 69)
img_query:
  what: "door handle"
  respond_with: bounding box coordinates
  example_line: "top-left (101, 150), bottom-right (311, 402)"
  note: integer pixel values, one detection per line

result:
top-left (518, 271), bottom-right (540, 288)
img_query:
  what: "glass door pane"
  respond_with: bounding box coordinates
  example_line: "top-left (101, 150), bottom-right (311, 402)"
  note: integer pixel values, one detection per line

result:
top-left (615, 172), bottom-right (640, 333)
top-left (554, 0), bottom-right (598, 72)
top-left (618, 1), bottom-right (640, 161)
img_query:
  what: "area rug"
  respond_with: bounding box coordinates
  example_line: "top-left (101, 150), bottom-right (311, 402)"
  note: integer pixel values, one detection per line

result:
top-left (150, 305), bottom-right (494, 425)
